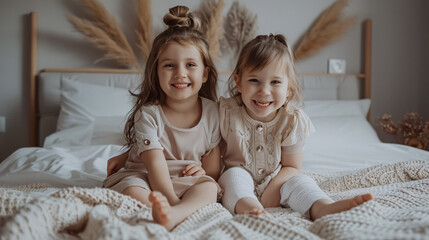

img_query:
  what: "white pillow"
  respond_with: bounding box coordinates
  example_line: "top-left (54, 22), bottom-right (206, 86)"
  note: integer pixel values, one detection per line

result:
top-left (44, 78), bottom-right (133, 147)
top-left (303, 99), bottom-right (379, 144)
top-left (306, 116), bottom-right (380, 144)
top-left (303, 99), bottom-right (370, 118)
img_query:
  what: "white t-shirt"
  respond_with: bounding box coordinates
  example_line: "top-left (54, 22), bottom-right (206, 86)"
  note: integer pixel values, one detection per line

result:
top-left (125, 97), bottom-right (221, 176)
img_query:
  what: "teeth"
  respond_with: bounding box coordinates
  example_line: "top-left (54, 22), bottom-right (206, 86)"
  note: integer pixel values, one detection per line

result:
top-left (173, 83), bottom-right (189, 88)
top-left (255, 101), bottom-right (270, 107)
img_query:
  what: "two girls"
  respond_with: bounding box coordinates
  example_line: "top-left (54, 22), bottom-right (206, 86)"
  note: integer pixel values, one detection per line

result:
top-left (106, 7), bottom-right (373, 230)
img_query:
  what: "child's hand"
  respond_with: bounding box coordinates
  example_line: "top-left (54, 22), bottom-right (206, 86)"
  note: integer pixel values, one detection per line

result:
top-left (107, 153), bottom-right (128, 176)
top-left (183, 164), bottom-right (206, 177)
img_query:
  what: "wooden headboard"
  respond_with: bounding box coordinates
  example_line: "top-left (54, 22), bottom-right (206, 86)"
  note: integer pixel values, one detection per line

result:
top-left (28, 12), bottom-right (372, 146)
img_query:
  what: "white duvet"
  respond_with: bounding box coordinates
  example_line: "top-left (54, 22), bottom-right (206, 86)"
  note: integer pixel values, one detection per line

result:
top-left (1, 140), bottom-right (428, 189)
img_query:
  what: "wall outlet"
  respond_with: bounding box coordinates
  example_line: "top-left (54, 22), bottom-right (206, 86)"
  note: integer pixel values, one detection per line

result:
top-left (328, 58), bottom-right (346, 74)
top-left (0, 116), bottom-right (5, 133)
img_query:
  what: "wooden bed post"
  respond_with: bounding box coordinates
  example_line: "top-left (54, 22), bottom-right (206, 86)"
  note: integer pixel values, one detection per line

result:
top-left (364, 19), bottom-right (372, 120)
top-left (29, 12), bottom-right (38, 146)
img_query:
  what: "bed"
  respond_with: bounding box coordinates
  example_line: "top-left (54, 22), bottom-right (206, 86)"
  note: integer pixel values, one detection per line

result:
top-left (1, 14), bottom-right (429, 239)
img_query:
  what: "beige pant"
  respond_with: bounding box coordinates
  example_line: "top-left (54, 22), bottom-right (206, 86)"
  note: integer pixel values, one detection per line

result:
top-left (104, 168), bottom-right (221, 199)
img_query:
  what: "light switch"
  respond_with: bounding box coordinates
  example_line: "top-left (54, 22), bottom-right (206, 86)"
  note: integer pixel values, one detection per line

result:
top-left (328, 59), bottom-right (346, 74)
top-left (0, 116), bottom-right (5, 132)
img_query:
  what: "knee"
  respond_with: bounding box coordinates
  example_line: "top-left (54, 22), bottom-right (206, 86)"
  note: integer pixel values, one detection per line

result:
top-left (122, 186), bottom-right (140, 195)
top-left (281, 174), bottom-right (311, 193)
top-left (206, 180), bottom-right (219, 192)
top-left (198, 181), bottom-right (219, 200)
top-left (219, 167), bottom-right (251, 186)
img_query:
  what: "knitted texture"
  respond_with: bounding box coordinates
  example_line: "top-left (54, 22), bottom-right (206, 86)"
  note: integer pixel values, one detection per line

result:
top-left (0, 160), bottom-right (428, 239)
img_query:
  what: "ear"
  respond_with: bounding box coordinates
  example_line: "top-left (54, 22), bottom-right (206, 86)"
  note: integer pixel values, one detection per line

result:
top-left (203, 67), bottom-right (209, 83)
top-left (234, 74), bottom-right (242, 92)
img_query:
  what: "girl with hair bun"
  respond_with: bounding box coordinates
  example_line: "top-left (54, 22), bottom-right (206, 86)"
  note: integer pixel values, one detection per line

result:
top-left (103, 6), bottom-right (221, 231)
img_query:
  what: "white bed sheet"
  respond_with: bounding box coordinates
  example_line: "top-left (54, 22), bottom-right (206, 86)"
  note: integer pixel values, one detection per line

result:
top-left (0, 145), bottom-right (119, 188)
top-left (1, 141), bottom-right (428, 190)
top-left (303, 141), bottom-right (429, 172)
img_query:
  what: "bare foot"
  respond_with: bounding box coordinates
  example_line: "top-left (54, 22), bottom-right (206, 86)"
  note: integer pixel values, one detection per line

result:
top-left (149, 191), bottom-right (174, 230)
top-left (311, 193), bottom-right (373, 220)
top-left (235, 197), bottom-right (266, 215)
top-left (241, 208), bottom-right (266, 215)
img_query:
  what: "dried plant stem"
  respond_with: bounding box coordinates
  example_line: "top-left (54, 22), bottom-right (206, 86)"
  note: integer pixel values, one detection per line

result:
top-left (206, 0), bottom-right (224, 61)
top-left (294, 0), bottom-right (356, 61)
top-left (136, 0), bottom-right (152, 61)
top-left (68, 15), bottom-right (140, 69)
top-left (68, 0), bottom-right (140, 69)
top-left (225, 1), bottom-right (257, 56)
top-left (82, 0), bottom-right (136, 55)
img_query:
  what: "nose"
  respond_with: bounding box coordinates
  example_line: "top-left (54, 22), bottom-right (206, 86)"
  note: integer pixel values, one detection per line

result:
top-left (175, 66), bottom-right (187, 79)
top-left (258, 83), bottom-right (270, 96)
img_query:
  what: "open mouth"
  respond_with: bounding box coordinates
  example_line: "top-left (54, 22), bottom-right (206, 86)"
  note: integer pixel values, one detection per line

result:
top-left (172, 83), bottom-right (191, 88)
top-left (253, 100), bottom-right (272, 107)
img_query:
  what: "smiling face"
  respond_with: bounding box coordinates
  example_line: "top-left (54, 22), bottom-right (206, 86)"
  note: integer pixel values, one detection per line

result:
top-left (157, 42), bottom-right (208, 104)
top-left (235, 58), bottom-right (288, 122)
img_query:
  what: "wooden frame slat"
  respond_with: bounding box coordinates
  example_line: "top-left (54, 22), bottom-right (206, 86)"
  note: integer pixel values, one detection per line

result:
top-left (364, 19), bottom-right (372, 120)
top-left (29, 12), bottom-right (38, 146)
top-left (42, 68), bottom-right (140, 74)
top-left (364, 19), bottom-right (372, 99)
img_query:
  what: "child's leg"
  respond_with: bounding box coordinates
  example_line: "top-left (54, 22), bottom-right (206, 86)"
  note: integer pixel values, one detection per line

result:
top-left (122, 186), bottom-right (152, 207)
top-left (218, 167), bottom-right (264, 215)
top-left (149, 181), bottom-right (217, 231)
top-left (280, 174), bottom-right (372, 220)
top-left (310, 193), bottom-right (372, 220)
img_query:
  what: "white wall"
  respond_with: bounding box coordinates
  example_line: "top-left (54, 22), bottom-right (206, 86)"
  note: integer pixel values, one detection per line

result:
top-left (0, 0), bottom-right (427, 161)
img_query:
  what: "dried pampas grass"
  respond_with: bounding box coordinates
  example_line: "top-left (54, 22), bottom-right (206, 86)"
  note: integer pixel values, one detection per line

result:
top-left (68, 15), bottom-right (140, 69)
top-left (224, 1), bottom-right (257, 57)
top-left (196, 0), bottom-right (215, 35)
top-left (136, 0), bottom-right (152, 61)
top-left (294, 0), bottom-right (356, 62)
top-left (68, 0), bottom-right (140, 69)
top-left (196, 0), bottom-right (225, 61)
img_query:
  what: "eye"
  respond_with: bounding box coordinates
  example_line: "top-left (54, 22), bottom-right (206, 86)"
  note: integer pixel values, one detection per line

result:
top-left (271, 80), bottom-right (282, 84)
top-left (187, 62), bottom-right (197, 67)
top-left (248, 78), bottom-right (258, 83)
top-left (163, 63), bottom-right (174, 68)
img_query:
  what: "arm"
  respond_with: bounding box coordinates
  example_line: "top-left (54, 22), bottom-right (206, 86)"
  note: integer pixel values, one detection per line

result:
top-left (183, 145), bottom-right (222, 180)
top-left (201, 145), bottom-right (222, 181)
top-left (142, 149), bottom-right (180, 205)
top-left (260, 151), bottom-right (303, 208)
top-left (107, 151), bottom-right (129, 176)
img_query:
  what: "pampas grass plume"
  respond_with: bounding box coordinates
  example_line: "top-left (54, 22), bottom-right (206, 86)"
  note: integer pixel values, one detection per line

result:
top-left (136, 0), bottom-right (152, 61)
top-left (294, 0), bottom-right (356, 62)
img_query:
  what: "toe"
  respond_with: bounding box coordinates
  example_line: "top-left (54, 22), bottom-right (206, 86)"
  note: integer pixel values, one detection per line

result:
top-left (353, 194), bottom-right (372, 206)
top-left (363, 193), bottom-right (373, 201)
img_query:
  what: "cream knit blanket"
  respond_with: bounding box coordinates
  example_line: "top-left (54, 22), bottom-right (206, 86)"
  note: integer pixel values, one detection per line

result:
top-left (1, 160), bottom-right (428, 240)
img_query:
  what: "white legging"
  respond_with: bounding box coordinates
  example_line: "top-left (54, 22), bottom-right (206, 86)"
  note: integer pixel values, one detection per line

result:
top-left (218, 167), bottom-right (260, 213)
top-left (219, 167), bottom-right (332, 215)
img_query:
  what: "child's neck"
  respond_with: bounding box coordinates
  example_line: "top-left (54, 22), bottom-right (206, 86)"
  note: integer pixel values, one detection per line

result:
top-left (162, 96), bottom-right (202, 128)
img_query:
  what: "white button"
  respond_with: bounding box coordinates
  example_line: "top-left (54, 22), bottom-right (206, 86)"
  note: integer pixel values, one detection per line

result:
top-left (256, 145), bottom-right (263, 152)
top-left (258, 168), bottom-right (265, 175)
top-left (256, 125), bottom-right (263, 132)
top-left (143, 139), bottom-right (151, 145)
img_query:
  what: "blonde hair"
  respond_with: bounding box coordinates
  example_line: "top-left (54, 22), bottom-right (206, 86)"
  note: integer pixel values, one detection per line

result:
top-left (125, 5), bottom-right (218, 148)
top-left (228, 34), bottom-right (302, 107)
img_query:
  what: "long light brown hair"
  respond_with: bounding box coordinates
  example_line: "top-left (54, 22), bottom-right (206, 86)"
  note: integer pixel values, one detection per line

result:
top-left (228, 34), bottom-right (302, 107)
top-left (124, 6), bottom-right (218, 148)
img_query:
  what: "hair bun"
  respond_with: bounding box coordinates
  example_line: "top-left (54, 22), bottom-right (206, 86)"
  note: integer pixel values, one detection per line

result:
top-left (163, 6), bottom-right (200, 30)
top-left (268, 34), bottom-right (288, 47)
